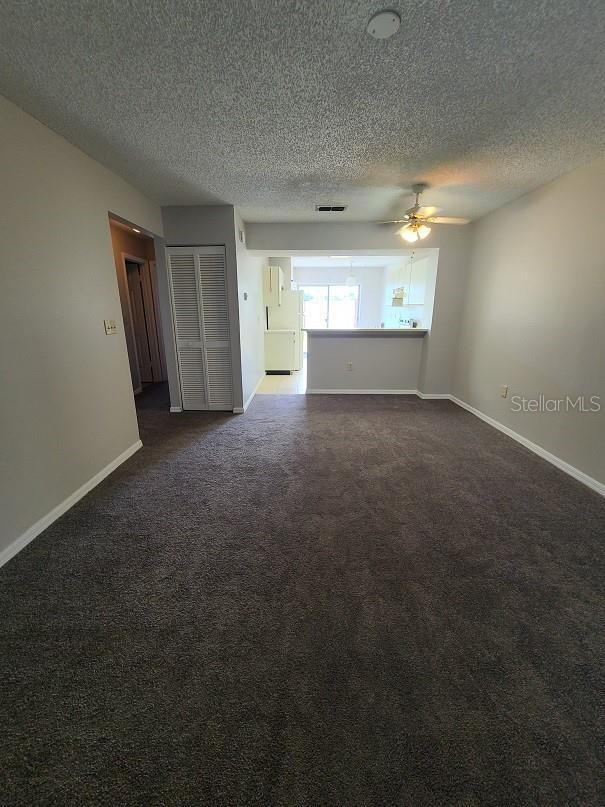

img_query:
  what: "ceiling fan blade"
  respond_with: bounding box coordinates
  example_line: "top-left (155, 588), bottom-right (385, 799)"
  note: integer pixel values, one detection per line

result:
top-left (416, 206), bottom-right (439, 218)
top-left (378, 217), bottom-right (410, 224)
top-left (429, 216), bottom-right (470, 225)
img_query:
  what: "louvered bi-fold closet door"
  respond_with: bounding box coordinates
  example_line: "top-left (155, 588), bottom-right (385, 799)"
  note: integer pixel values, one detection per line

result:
top-left (167, 246), bottom-right (233, 411)
top-left (197, 248), bottom-right (233, 410)
top-left (167, 250), bottom-right (208, 410)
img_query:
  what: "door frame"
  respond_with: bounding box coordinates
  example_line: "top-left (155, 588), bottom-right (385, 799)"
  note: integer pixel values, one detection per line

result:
top-left (119, 252), bottom-right (143, 394)
top-left (148, 259), bottom-right (168, 381)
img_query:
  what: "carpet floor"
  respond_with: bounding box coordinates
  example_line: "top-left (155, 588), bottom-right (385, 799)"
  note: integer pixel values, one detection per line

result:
top-left (1, 391), bottom-right (604, 806)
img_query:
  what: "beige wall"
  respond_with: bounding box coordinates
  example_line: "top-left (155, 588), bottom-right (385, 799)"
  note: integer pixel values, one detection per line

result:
top-left (0, 95), bottom-right (163, 556)
top-left (246, 223), bottom-right (471, 395)
top-left (454, 158), bottom-right (605, 484)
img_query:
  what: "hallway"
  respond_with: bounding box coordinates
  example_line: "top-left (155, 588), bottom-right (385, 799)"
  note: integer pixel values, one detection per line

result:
top-left (134, 382), bottom-right (170, 412)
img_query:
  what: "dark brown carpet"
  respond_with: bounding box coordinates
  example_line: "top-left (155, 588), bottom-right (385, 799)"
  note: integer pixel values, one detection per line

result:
top-left (1, 391), bottom-right (604, 806)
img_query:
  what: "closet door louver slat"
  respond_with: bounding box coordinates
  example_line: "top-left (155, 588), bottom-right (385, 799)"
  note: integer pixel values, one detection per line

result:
top-left (169, 255), bottom-right (201, 340)
top-left (198, 255), bottom-right (230, 341)
top-left (205, 344), bottom-right (233, 409)
top-left (176, 347), bottom-right (207, 410)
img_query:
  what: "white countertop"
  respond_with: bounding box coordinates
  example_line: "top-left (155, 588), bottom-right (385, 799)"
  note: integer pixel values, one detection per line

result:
top-left (304, 328), bottom-right (427, 338)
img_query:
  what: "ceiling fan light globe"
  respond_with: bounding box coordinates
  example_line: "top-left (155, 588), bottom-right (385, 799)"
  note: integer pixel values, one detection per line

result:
top-left (417, 224), bottom-right (431, 240)
top-left (400, 226), bottom-right (419, 243)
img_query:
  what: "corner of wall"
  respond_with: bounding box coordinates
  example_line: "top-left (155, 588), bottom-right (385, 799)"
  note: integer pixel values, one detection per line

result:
top-left (418, 230), bottom-right (474, 395)
top-left (233, 210), bottom-right (265, 408)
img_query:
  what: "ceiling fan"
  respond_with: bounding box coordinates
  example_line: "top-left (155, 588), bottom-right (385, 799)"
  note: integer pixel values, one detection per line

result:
top-left (380, 183), bottom-right (470, 243)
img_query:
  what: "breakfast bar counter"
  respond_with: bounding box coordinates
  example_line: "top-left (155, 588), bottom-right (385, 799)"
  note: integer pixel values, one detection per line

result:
top-left (305, 328), bottom-right (428, 393)
top-left (305, 328), bottom-right (427, 338)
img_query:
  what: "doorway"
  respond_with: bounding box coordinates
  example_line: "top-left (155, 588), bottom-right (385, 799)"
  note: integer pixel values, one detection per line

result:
top-left (300, 284), bottom-right (360, 329)
top-left (109, 218), bottom-right (167, 397)
top-left (126, 258), bottom-right (164, 384)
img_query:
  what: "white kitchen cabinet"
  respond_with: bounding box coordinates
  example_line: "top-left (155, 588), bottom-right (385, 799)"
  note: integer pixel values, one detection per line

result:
top-left (408, 259), bottom-right (427, 305)
top-left (266, 290), bottom-right (304, 371)
top-left (263, 265), bottom-right (284, 307)
top-left (264, 329), bottom-right (296, 372)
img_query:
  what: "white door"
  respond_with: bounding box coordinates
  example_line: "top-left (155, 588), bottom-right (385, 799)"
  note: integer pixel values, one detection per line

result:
top-left (327, 285), bottom-right (359, 328)
top-left (301, 285), bottom-right (329, 328)
top-left (167, 251), bottom-right (208, 410)
top-left (167, 246), bottom-right (233, 411)
top-left (301, 285), bottom-right (359, 329)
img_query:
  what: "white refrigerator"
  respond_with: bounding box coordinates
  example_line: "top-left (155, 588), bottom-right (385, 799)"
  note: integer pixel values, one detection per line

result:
top-left (265, 289), bottom-right (304, 372)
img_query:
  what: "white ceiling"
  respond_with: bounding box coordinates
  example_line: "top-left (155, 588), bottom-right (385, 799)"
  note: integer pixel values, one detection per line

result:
top-left (1, 1), bottom-right (603, 222)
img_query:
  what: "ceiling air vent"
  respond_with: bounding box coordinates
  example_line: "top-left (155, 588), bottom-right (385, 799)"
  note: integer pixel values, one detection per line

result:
top-left (315, 204), bottom-right (347, 212)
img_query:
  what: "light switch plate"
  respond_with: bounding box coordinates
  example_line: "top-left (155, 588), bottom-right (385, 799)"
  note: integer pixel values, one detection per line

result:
top-left (500, 384), bottom-right (509, 398)
top-left (104, 319), bottom-right (117, 335)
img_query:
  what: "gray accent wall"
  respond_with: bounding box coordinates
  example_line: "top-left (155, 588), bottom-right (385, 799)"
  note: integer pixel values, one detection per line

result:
top-left (307, 334), bottom-right (424, 392)
top-left (454, 158), bottom-right (605, 485)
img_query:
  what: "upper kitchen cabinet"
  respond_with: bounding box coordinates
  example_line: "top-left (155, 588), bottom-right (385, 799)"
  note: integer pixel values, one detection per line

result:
top-left (408, 258), bottom-right (428, 305)
top-left (263, 265), bottom-right (284, 307)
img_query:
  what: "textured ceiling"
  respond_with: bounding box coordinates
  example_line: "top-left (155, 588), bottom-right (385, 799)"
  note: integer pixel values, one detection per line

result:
top-left (1, 1), bottom-right (604, 222)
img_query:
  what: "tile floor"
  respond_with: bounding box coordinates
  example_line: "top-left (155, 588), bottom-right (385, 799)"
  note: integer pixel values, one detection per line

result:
top-left (256, 357), bottom-right (307, 394)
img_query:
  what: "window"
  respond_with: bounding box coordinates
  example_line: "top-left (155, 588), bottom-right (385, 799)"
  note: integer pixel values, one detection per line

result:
top-left (300, 285), bottom-right (360, 329)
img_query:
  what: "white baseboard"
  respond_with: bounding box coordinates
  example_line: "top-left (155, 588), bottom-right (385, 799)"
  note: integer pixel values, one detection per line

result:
top-left (305, 389), bottom-right (450, 398)
top-left (0, 440), bottom-right (143, 570)
top-left (306, 388), bottom-right (418, 395)
top-left (450, 395), bottom-right (605, 497)
top-left (169, 406), bottom-right (182, 413)
top-left (234, 374), bottom-right (265, 413)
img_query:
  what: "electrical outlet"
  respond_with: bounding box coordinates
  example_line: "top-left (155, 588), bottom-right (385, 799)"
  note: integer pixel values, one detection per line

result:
top-left (347, 361), bottom-right (353, 371)
top-left (104, 319), bottom-right (117, 335)
top-left (500, 384), bottom-right (509, 398)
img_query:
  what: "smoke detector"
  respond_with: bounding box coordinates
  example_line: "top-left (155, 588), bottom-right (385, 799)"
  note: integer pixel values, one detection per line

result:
top-left (366, 10), bottom-right (401, 40)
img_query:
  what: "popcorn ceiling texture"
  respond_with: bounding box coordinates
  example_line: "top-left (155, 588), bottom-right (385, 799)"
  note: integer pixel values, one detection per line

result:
top-left (0, 0), bottom-right (603, 221)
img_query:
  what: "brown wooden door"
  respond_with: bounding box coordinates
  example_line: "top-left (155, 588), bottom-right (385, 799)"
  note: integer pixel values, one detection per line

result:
top-left (126, 260), bottom-right (163, 383)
